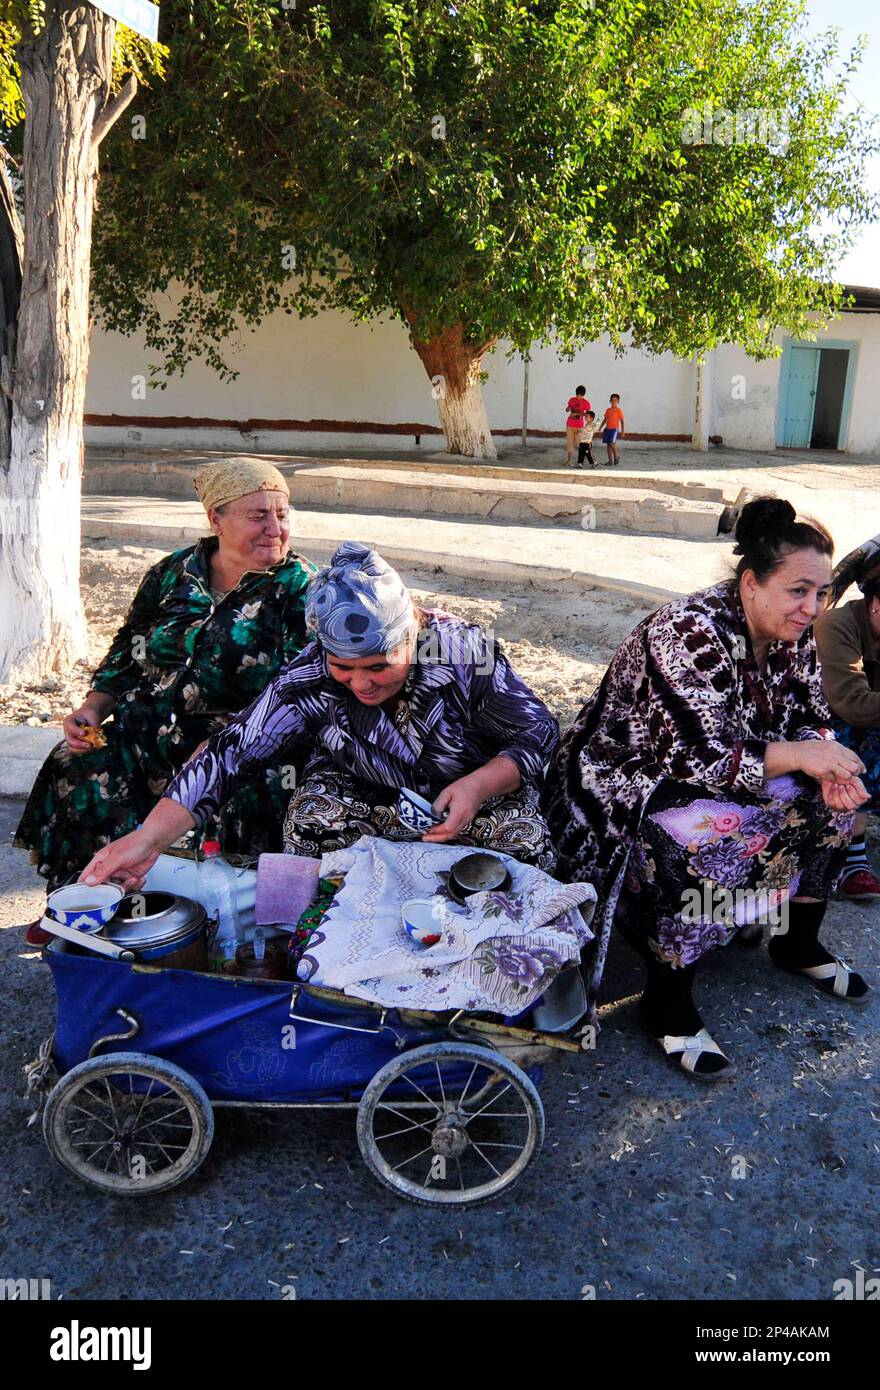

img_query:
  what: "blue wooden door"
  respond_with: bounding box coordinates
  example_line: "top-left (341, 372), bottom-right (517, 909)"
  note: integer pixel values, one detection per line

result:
top-left (780, 347), bottom-right (820, 447)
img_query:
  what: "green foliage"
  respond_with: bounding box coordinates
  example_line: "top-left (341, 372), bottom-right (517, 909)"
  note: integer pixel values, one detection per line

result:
top-left (1, 3), bottom-right (166, 164)
top-left (0, 19), bottom-right (24, 136)
top-left (88, 0), bottom-right (878, 383)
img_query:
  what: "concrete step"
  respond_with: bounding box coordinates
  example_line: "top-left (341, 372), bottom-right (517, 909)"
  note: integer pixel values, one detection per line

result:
top-left (353, 455), bottom-right (727, 504)
top-left (84, 460), bottom-right (722, 538)
top-left (284, 468), bottom-right (722, 538)
top-left (81, 496), bottom-right (729, 605)
top-left (84, 449), bottom-right (728, 504)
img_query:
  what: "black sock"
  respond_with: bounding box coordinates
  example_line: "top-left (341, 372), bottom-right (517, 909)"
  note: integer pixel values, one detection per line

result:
top-left (638, 958), bottom-right (731, 1072)
top-left (639, 957), bottom-right (702, 1035)
top-left (769, 899), bottom-right (868, 996)
top-left (768, 900), bottom-right (828, 968)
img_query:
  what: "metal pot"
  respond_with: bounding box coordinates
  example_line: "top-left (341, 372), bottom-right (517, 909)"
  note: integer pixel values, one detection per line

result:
top-left (449, 853), bottom-right (512, 900)
top-left (103, 891), bottom-right (208, 972)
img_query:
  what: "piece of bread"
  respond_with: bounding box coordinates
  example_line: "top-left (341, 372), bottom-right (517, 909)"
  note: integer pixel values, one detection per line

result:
top-left (77, 722), bottom-right (107, 749)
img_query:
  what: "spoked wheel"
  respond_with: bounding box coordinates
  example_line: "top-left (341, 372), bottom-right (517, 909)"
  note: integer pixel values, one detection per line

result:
top-left (43, 1052), bottom-right (214, 1196)
top-left (357, 1041), bottom-right (544, 1207)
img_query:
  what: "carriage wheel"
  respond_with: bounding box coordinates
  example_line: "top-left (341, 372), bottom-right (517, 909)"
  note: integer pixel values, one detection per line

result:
top-left (357, 1041), bottom-right (544, 1207)
top-left (43, 1052), bottom-right (214, 1196)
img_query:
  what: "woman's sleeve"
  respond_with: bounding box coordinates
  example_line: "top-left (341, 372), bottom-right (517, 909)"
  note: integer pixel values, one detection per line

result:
top-left (645, 614), bottom-right (767, 795)
top-left (279, 558), bottom-right (318, 662)
top-left (469, 635), bottom-right (560, 781)
top-left (165, 675), bottom-right (308, 827)
top-left (786, 639), bottom-right (836, 742)
top-left (89, 557), bottom-right (167, 696)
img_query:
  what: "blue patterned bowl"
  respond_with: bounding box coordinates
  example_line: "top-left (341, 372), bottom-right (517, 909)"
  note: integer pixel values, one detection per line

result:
top-left (397, 788), bottom-right (442, 832)
top-left (47, 883), bottom-right (124, 934)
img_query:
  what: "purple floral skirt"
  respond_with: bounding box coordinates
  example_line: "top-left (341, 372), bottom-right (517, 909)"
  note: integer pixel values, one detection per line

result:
top-left (618, 774), bottom-right (854, 969)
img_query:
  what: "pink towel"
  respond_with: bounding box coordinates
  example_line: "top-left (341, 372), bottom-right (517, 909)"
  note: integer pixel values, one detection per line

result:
top-left (255, 853), bottom-right (321, 926)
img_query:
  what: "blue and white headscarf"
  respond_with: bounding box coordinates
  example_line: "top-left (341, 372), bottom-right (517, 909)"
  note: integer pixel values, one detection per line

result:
top-left (305, 541), bottom-right (415, 657)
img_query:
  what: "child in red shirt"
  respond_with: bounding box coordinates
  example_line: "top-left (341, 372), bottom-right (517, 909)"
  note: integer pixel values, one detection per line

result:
top-left (601, 393), bottom-right (625, 465)
top-left (565, 385), bottom-right (591, 465)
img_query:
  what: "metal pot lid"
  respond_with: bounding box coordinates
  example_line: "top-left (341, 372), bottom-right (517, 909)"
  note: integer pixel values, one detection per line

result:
top-left (103, 892), bottom-right (205, 948)
top-left (450, 853), bottom-right (511, 894)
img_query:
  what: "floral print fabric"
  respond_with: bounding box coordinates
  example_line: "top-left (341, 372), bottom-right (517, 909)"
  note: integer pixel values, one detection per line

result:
top-left (14, 538), bottom-right (315, 886)
top-left (620, 774), bottom-right (852, 968)
top-left (293, 836), bottom-right (595, 1013)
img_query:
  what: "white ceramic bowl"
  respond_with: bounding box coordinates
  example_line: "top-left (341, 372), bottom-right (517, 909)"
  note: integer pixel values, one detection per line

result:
top-left (46, 883), bottom-right (124, 933)
top-left (401, 896), bottom-right (443, 947)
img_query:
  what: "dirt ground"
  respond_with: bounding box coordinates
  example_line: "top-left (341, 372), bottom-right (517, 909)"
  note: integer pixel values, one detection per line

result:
top-left (0, 539), bottom-right (652, 730)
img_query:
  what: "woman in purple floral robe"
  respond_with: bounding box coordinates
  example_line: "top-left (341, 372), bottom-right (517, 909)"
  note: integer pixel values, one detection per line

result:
top-left (543, 498), bottom-right (870, 1078)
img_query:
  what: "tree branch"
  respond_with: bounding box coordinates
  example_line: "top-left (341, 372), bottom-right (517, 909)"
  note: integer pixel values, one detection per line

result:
top-left (92, 74), bottom-right (138, 150)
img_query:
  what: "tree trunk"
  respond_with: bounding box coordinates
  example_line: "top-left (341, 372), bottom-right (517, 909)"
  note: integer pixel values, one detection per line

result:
top-left (0, 5), bottom-right (116, 684)
top-left (0, 149), bottom-right (23, 466)
top-left (405, 316), bottom-right (498, 459)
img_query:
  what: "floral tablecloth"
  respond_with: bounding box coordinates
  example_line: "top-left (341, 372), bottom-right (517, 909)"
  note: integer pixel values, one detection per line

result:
top-left (296, 836), bottom-right (596, 1013)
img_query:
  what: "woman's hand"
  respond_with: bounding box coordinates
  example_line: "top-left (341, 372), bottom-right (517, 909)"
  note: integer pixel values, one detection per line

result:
top-left (821, 777), bottom-right (869, 812)
top-left (421, 775), bottom-right (485, 843)
top-left (78, 799), bottom-right (195, 891)
top-left (796, 741), bottom-right (865, 784)
top-left (63, 692), bottom-right (117, 753)
top-left (63, 706), bottom-right (102, 754)
top-left (79, 829), bottom-right (163, 893)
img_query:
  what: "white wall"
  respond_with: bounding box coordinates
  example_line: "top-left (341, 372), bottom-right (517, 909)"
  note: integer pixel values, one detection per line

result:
top-left (709, 314), bottom-right (880, 454)
top-left (842, 315), bottom-right (880, 454)
top-left (84, 292), bottom-right (880, 454)
top-left (709, 343), bottom-right (782, 452)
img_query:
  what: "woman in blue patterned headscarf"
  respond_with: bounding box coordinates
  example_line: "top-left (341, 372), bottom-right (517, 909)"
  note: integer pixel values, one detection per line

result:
top-left (305, 541), bottom-right (417, 659)
top-left (80, 542), bottom-right (561, 886)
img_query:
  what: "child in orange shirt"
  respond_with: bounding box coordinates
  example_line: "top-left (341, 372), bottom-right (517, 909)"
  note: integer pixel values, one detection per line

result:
top-left (601, 393), bottom-right (624, 465)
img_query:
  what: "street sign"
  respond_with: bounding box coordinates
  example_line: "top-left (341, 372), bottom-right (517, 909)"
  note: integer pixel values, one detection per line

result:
top-left (90, 0), bottom-right (160, 42)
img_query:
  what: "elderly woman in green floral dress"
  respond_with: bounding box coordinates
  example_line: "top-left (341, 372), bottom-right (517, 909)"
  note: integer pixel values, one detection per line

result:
top-left (15, 459), bottom-right (315, 896)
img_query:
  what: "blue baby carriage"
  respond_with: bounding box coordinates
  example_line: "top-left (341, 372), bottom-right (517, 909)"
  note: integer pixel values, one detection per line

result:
top-left (38, 922), bottom-right (588, 1208)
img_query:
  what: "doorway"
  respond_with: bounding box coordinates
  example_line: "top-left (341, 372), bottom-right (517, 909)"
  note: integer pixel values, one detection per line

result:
top-left (777, 340), bottom-right (857, 450)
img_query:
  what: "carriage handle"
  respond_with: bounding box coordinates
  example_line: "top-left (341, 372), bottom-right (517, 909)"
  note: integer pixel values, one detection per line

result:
top-left (88, 1009), bottom-right (141, 1059)
top-left (287, 986), bottom-right (403, 1044)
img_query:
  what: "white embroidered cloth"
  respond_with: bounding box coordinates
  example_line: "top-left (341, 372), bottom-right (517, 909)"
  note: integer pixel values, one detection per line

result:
top-left (296, 836), bottom-right (596, 1013)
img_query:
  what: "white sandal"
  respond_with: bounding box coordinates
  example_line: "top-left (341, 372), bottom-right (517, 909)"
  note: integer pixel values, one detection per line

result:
top-left (656, 1027), bottom-right (736, 1081)
top-left (786, 957), bottom-right (870, 1004)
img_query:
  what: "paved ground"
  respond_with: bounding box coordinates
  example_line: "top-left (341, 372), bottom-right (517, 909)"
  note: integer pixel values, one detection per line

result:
top-left (3, 798), bottom-right (878, 1302)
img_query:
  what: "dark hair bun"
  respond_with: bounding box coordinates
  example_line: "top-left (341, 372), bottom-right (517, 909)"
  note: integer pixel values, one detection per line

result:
top-left (733, 497), bottom-right (796, 553)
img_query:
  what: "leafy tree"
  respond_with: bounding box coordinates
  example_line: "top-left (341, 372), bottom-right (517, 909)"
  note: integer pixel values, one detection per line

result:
top-left (94, 0), bottom-right (877, 458)
top-left (0, 4), bottom-right (163, 683)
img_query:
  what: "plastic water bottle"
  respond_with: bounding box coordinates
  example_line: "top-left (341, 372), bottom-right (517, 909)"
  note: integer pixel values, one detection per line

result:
top-left (200, 840), bottom-right (241, 970)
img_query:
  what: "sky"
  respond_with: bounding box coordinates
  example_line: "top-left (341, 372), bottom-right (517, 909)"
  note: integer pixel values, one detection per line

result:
top-left (804, 0), bottom-right (879, 286)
